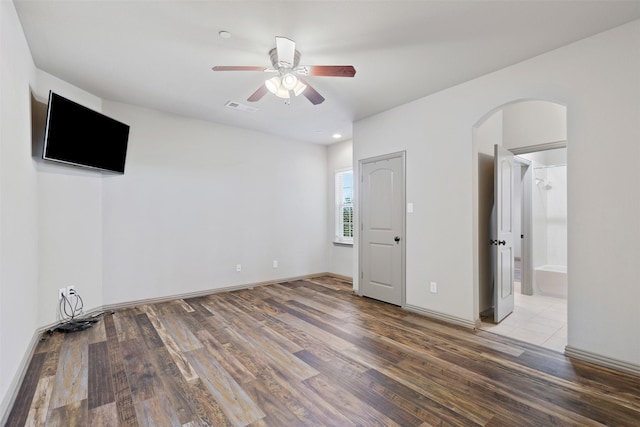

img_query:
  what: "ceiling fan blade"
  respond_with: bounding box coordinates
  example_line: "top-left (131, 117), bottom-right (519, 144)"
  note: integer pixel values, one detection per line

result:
top-left (275, 36), bottom-right (296, 68)
top-left (247, 85), bottom-right (268, 102)
top-left (212, 66), bottom-right (270, 72)
top-left (297, 65), bottom-right (356, 77)
top-left (299, 79), bottom-right (325, 105)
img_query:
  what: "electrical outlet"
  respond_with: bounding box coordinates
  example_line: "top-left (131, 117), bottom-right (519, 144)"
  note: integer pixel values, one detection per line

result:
top-left (430, 282), bottom-right (437, 293)
top-left (67, 285), bottom-right (75, 296)
top-left (236, 264), bottom-right (242, 272)
top-left (272, 260), bottom-right (278, 268)
top-left (59, 288), bottom-right (66, 300)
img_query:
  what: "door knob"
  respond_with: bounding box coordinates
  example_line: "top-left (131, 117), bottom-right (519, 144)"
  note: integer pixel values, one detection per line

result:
top-left (394, 236), bottom-right (401, 243)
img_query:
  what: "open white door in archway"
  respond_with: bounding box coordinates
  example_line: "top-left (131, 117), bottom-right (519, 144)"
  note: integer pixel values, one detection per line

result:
top-left (493, 144), bottom-right (515, 322)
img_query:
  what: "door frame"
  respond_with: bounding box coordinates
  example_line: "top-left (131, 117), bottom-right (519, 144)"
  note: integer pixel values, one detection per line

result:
top-left (511, 143), bottom-right (567, 296)
top-left (358, 151), bottom-right (406, 306)
top-left (515, 155), bottom-right (533, 296)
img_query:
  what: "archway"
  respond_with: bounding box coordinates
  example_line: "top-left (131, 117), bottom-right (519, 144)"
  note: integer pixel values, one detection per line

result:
top-left (472, 99), bottom-right (568, 351)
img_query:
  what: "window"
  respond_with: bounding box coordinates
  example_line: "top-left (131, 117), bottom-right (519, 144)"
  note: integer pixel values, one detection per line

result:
top-left (335, 169), bottom-right (353, 244)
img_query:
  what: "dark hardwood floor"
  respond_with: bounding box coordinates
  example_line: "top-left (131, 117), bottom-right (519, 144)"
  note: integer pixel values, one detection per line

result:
top-left (6, 276), bottom-right (640, 426)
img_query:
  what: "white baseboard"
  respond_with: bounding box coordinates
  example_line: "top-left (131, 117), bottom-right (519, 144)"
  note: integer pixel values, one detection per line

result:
top-left (403, 304), bottom-right (481, 329)
top-left (564, 346), bottom-right (640, 377)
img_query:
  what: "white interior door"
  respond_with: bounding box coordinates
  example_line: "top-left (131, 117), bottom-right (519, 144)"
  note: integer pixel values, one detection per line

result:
top-left (494, 144), bottom-right (515, 322)
top-left (360, 154), bottom-right (404, 306)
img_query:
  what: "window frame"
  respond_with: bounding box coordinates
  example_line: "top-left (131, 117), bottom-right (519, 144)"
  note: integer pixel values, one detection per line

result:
top-left (334, 168), bottom-right (354, 245)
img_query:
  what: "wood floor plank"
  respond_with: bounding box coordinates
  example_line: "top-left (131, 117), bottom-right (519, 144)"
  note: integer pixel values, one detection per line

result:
top-left (7, 276), bottom-right (640, 426)
top-left (88, 401), bottom-right (120, 427)
top-left (120, 337), bottom-right (163, 402)
top-left (113, 309), bottom-right (141, 342)
top-left (46, 399), bottom-right (87, 427)
top-left (50, 332), bottom-right (87, 409)
top-left (282, 283), bottom-right (354, 319)
top-left (134, 312), bottom-right (165, 350)
top-left (363, 368), bottom-right (480, 427)
top-left (257, 365), bottom-right (358, 427)
top-left (302, 374), bottom-right (403, 427)
top-left (175, 298), bottom-right (196, 313)
top-left (252, 365), bottom-right (326, 426)
top-left (6, 352), bottom-right (46, 427)
top-left (103, 313), bottom-right (139, 426)
top-left (39, 333), bottom-right (64, 379)
top-left (210, 300), bottom-right (317, 381)
top-left (296, 349), bottom-right (425, 426)
top-left (146, 339), bottom-right (221, 426)
top-left (274, 309), bottom-right (354, 351)
top-left (186, 378), bottom-right (234, 426)
top-left (201, 297), bottom-right (319, 383)
top-left (24, 375), bottom-right (54, 426)
top-left (194, 329), bottom-right (257, 384)
top-left (240, 375), bottom-right (303, 427)
top-left (140, 305), bottom-right (199, 382)
top-left (157, 314), bottom-right (204, 352)
top-left (185, 347), bottom-right (266, 426)
top-left (87, 340), bottom-right (114, 410)
top-left (34, 329), bottom-right (65, 354)
top-left (133, 393), bottom-right (182, 427)
top-left (86, 316), bottom-right (108, 344)
top-left (216, 293), bottom-right (304, 354)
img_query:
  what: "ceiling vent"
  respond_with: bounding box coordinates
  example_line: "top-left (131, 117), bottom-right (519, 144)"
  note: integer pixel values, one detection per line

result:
top-left (224, 101), bottom-right (258, 113)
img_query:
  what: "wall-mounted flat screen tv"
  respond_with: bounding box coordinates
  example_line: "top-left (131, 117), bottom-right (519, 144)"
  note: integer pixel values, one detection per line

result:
top-left (42, 91), bottom-right (130, 174)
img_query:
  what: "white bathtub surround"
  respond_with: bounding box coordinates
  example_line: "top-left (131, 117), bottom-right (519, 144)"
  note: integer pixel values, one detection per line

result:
top-left (534, 265), bottom-right (567, 298)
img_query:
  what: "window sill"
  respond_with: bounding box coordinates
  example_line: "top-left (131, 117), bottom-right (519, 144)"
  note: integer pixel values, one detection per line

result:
top-left (333, 241), bottom-right (354, 247)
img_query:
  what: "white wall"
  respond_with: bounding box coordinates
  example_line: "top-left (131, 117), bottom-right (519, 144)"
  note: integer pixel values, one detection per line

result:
top-left (473, 111), bottom-right (502, 313)
top-left (503, 100), bottom-right (567, 149)
top-left (354, 20), bottom-right (640, 367)
top-left (100, 101), bottom-right (328, 305)
top-left (327, 139), bottom-right (353, 278)
top-left (0, 0), bottom-right (39, 416)
top-left (33, 70), bottom-right (105, 326)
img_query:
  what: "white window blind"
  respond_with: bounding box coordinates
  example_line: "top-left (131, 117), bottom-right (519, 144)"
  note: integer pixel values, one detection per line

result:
top-left (335, 170), bottom-right (353, 244)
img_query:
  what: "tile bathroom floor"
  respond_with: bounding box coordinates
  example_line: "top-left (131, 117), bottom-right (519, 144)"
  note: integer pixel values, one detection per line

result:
top-left (480, 282), bottom-right (568, 353)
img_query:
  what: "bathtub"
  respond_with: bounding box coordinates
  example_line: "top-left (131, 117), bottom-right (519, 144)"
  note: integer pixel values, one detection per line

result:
top-left (534, 265), bottom-right (567, 298)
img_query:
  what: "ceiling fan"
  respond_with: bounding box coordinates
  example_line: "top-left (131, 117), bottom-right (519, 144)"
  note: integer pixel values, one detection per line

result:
top-left (213, 36), bottom-right (356, 105)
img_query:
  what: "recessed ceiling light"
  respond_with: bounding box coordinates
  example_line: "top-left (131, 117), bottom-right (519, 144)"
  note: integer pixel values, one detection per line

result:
top-left (332, 133), bottom-right (342, 139)
top-left (219, 31), bottom-right (231, 39)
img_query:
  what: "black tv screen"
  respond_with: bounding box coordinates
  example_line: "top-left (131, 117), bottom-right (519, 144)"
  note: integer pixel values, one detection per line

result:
top-left (42, 91), bottom-right (130, 173)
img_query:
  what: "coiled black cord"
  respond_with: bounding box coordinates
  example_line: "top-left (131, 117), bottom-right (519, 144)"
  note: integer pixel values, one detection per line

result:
top-left (59, 288), bottom-right (84, 321)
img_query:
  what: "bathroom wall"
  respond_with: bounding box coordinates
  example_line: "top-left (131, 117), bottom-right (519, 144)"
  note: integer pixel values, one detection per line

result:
top-left (520, 148), bottom-right (567, 268)
top-left (545, 163), bottom-right (567, 266)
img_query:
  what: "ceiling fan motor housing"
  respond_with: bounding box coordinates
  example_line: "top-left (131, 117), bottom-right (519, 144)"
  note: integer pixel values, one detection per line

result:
top-left (269, 47), bottom-right (301, 71)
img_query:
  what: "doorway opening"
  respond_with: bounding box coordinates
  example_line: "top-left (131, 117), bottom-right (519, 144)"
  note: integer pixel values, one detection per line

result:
top-left (482, 147), bottom-right (567, 352)
top-left (473, 100), bottom-right (568, 353)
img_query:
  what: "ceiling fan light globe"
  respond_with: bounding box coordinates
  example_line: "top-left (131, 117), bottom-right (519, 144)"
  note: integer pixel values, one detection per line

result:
top-left (265, 76), bottom-right (281, 94)
top-left (293, 81), bottom-right (307, 96)
top-left (281, 73), bottom-right (298, 90)
top-left (275, 85), bottom-right (290, 99)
